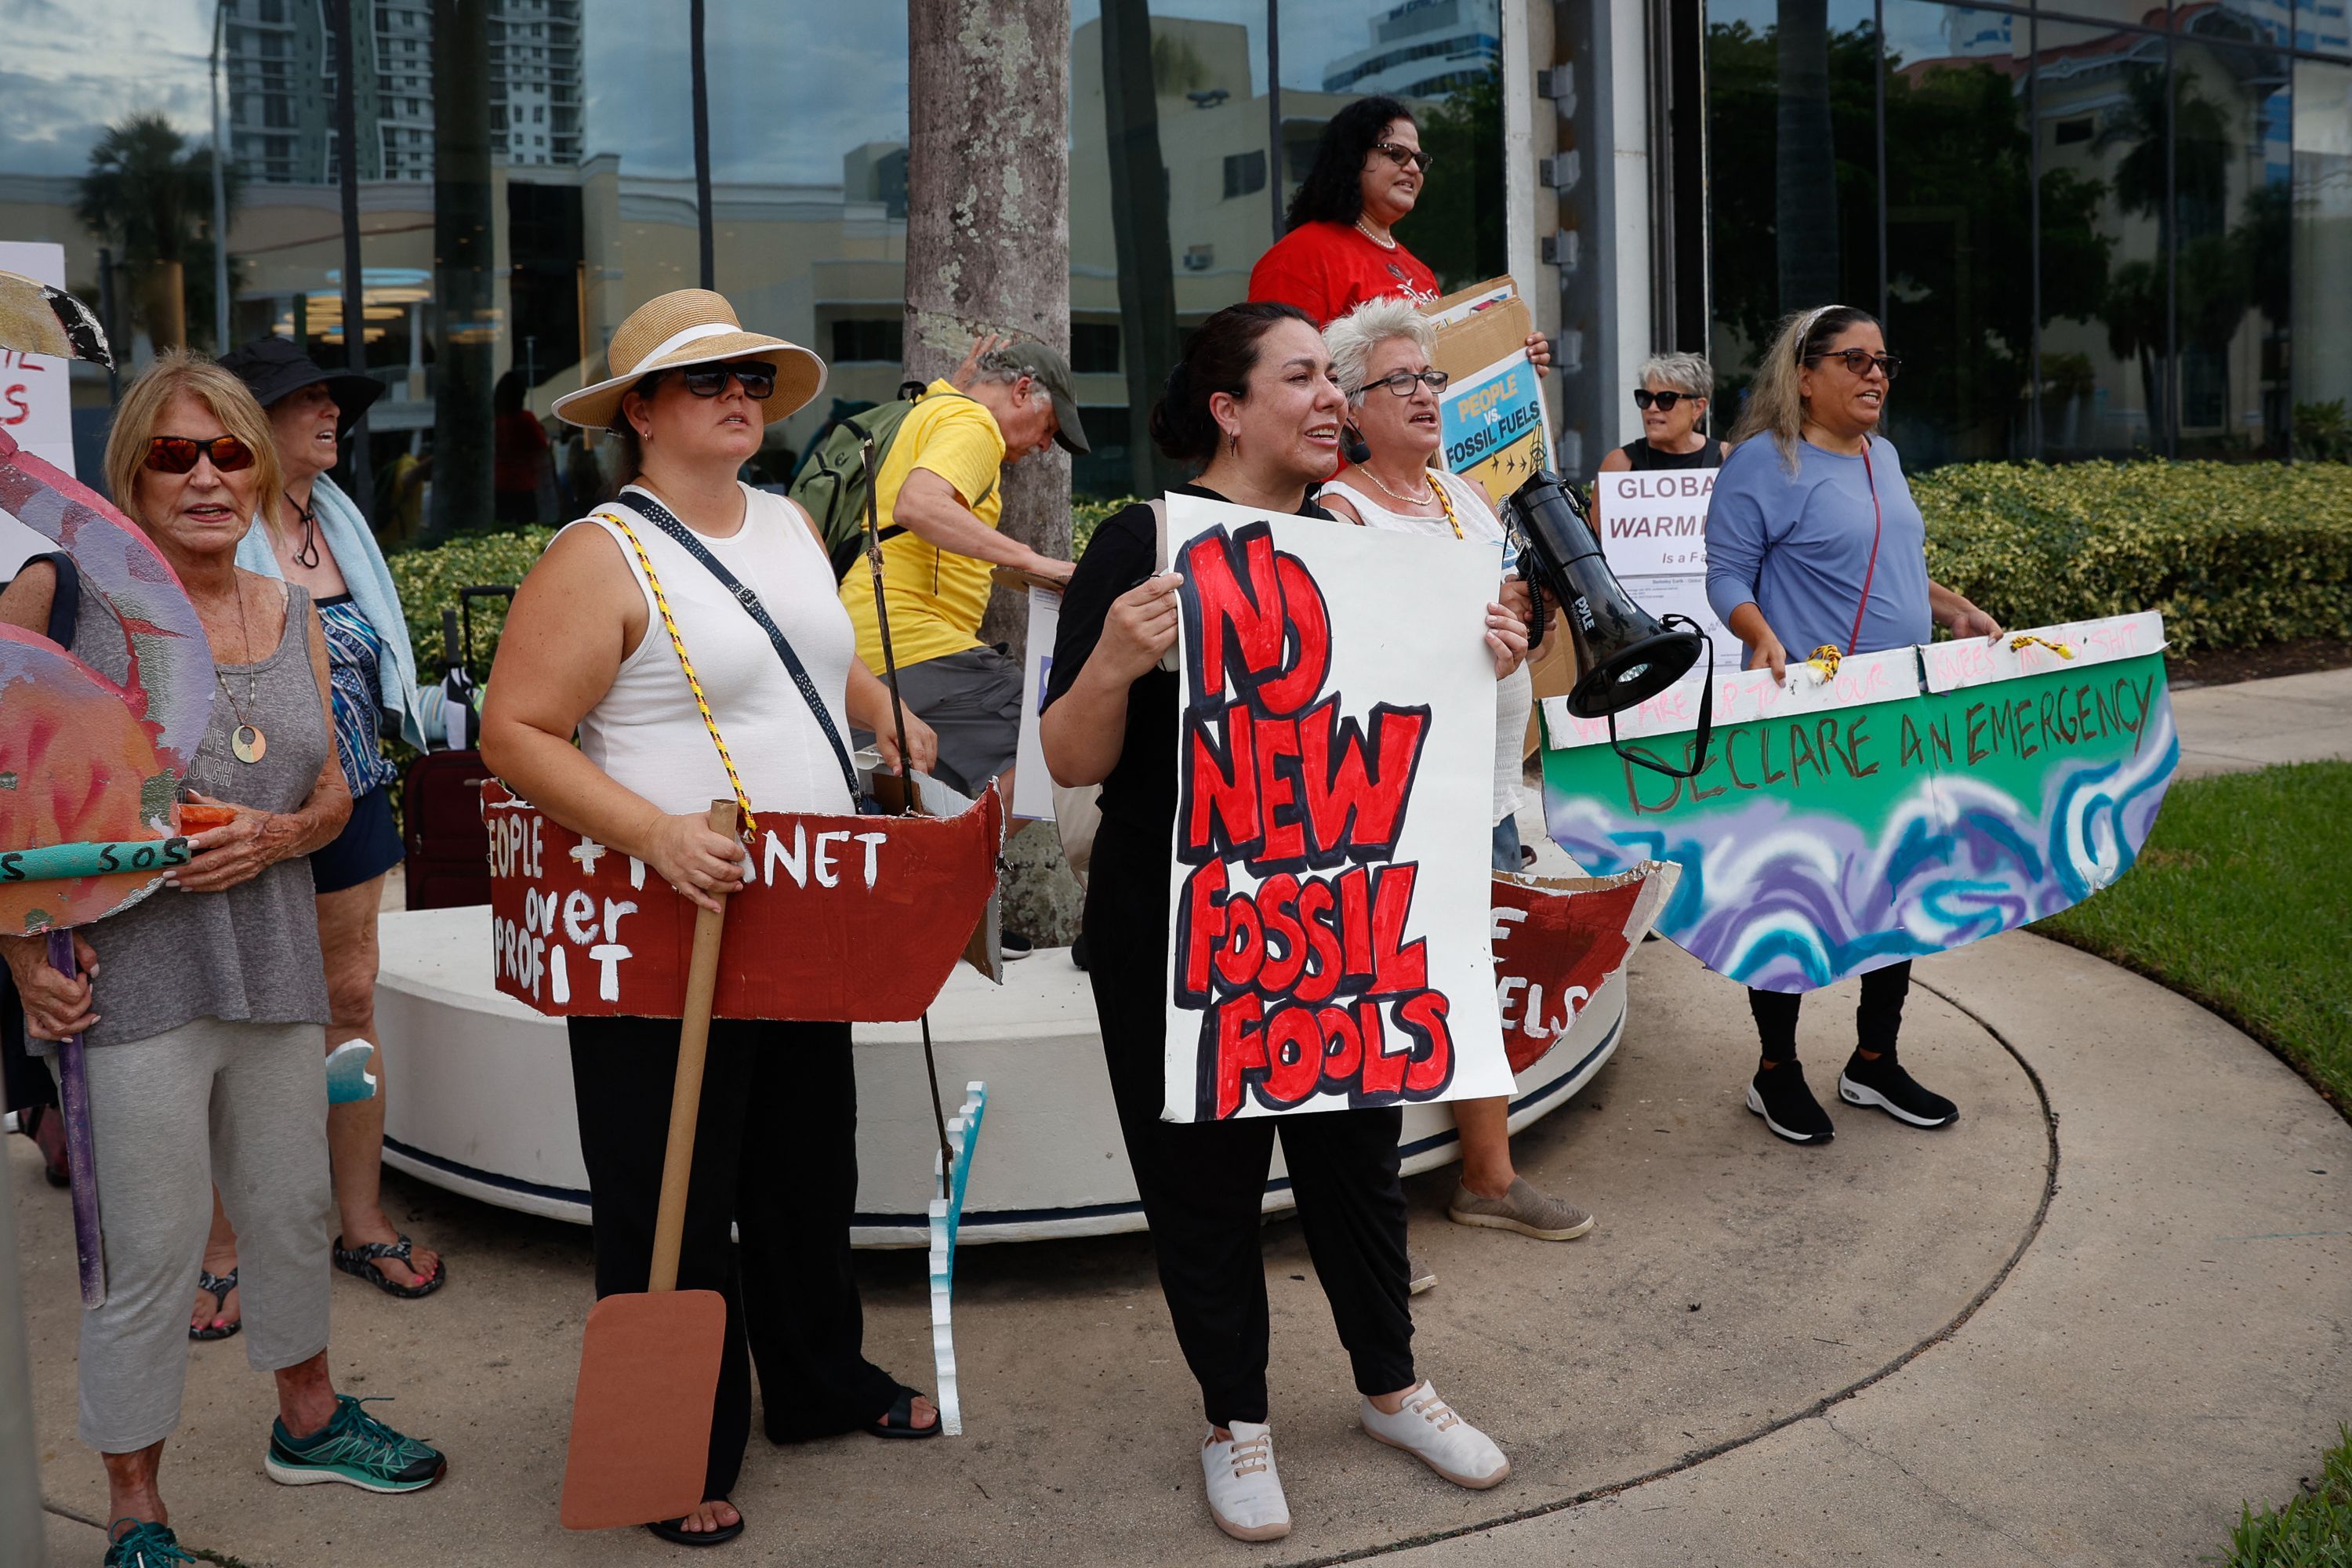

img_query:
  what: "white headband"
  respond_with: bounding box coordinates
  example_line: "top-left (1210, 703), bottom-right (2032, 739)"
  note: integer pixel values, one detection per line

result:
top-left (1796, 303), bottom-right (1851, 361)
top-left (637, 321), bottom-right (737, 370)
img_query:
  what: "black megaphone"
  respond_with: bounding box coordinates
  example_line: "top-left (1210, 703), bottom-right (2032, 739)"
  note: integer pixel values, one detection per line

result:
top-left (1501, 468), bottom-right (1715, 779)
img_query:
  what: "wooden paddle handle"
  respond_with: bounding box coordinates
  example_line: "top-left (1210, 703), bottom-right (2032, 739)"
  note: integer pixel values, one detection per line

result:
top-left (648, 800), bottom-right (741, 1295)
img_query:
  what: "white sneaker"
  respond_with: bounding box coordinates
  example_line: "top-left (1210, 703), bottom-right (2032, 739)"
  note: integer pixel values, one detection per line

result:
top-left (1359, 1381), bottom-right (1509, 1490)
top-left (1201, 1421), bottom-right (1291, 1542)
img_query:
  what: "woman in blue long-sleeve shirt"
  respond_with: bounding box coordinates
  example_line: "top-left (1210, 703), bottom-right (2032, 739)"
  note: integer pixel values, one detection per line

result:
top-left (1704, 304), bottom-right (2002, 1147)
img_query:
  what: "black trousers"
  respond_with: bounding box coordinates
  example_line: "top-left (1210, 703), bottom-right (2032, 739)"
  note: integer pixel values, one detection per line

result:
top-left (568, 1014), bottom-right (900, 1500)
top-left (1748, 960), bottom-right (1914, 1063)
top-left (1085, 820), bottom-right (1416, 1428)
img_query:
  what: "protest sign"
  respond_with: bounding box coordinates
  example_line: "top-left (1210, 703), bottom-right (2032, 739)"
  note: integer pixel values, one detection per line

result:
top-left (1424, 277), bottom-right (1553, 510)
top-left (482, 779), bottom-right (1004, 1021)
top-left (1490, 862), bottom-right (1678, 1074)
top-left (0, 244), bottom-right (77, 579)
top-left (1014, 583), bottom-right (1058, 820)
top-left (1594, 468), bottom-right (1739, 677)
top-left (1539, 613), bottom-right (2176, 993)
top-left (1161, 493), bottom-right (1512, 1122)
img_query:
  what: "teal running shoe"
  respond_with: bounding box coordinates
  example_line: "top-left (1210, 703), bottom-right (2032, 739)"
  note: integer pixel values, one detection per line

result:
top-left (265, 1393), bottom-right (446, 1493)
top-left (102, 1519), bottom-right (195, 1566)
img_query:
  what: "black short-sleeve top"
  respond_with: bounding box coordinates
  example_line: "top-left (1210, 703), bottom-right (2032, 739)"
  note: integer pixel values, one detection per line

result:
top-left (1044, 481), bottom-right (1335, 837)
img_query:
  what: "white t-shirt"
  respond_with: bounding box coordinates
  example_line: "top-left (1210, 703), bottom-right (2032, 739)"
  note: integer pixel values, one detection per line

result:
top-left (563, 483), bottom-right (859, 816)
top-left (1320, 467), bottom-right (1531, 825)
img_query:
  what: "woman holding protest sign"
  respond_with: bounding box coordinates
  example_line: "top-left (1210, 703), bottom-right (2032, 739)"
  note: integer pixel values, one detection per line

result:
top-left (1247, 96), bottom-right (1549, 379)
top-left (1317, 298), bottom-right (1593, 1248)
top-left (1706, 305), bottom-right (2002, 1147)
top-left (1040, 301), bottom-right (1524, 1545)
top-left (1, 353), bottom-right (445, 1565)
top-left (480, 289), bottom-right (940, 1544)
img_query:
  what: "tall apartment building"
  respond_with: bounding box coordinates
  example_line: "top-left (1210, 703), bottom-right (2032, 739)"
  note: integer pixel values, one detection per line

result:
top-left (222, 0), bottom-right (581, 185)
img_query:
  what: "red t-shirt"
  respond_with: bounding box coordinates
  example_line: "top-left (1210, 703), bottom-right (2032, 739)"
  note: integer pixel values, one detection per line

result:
top-left (1247, 220), bottom-right (1442, 327)
top-left (493, 410), bottom-right (550, 493)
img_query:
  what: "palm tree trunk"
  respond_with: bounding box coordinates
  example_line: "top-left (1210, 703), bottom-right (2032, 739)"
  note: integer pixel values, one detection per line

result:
top-left (1102, 0), bottom-right (1183, 499)
top-left (141, 260), bottom-right (187, 352)
top-left (906, 0), bottom-right (1078, 942)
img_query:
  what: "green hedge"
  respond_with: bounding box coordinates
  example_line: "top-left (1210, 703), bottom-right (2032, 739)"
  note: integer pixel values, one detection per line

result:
top-left (383, 462), bottom-right (2352, 668)
top-left (385, 527), bottom-right (553, 676)
top-left (1915, 461), bottom-right (2352, 654)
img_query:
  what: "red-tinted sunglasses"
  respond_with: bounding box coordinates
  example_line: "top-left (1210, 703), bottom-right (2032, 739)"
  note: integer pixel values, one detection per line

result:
top-left (143, 435), bottom-right (257, 475)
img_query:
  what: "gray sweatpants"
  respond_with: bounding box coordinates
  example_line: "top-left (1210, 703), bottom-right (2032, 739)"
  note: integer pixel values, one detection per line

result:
top-left (51, 1017), bottom-right (332, 1453)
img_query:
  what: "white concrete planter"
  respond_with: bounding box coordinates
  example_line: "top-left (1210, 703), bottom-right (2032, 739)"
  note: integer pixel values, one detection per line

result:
top-left (375, 906), bottom-right (1626, 1247)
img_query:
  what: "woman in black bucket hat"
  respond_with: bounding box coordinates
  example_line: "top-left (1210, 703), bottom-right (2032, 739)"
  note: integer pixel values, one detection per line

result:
top-left (198, 334), bottom-right (449, 1338)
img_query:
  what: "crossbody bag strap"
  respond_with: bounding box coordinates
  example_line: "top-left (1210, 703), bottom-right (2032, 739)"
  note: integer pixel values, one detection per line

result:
top-left (609, 495), bottom-right (863, 810)
top-left (1848, 445), bottom-right (1886, 656)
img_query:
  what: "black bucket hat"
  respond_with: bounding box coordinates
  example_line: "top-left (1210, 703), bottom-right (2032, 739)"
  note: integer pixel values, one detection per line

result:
top-left (216, 335), bottom-right (384, 441)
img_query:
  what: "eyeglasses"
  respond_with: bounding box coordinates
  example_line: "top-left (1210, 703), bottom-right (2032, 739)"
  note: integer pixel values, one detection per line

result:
top-left (1365, 368), bottom-right (1449, 397)
top-left (1370, 141), bottom-right (1434, 173)
top-left (1806, 348), bottom-right (1903, 381)
top-left (1632, 389), bottom-right (1700, 411)
top-left (676, 361), bottom-right (777, 399)
top-left (143, 435), bottom-right (256, 475)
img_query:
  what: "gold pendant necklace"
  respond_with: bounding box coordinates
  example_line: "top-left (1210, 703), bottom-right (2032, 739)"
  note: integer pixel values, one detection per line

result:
top-left (215, 579), bottom-right (267, 764)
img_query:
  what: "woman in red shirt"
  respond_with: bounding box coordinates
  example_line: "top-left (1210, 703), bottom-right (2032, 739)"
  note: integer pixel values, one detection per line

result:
top-left (1248, 94), bottom-right (1552, 380)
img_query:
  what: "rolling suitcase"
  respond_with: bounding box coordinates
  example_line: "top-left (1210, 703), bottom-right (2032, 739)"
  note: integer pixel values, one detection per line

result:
top-left (401, 586), bottom-right (514, 911)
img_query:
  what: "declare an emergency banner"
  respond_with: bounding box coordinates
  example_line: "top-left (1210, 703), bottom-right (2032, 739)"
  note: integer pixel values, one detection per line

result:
top-left (1540, 613), bottom-right (2176, 993)
top-left (1163, 493), bottom-right (1512, 1122)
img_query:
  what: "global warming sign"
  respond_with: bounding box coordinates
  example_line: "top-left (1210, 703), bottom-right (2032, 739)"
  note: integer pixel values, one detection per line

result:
top-left (1541, 613), bottom-right (2177, 992)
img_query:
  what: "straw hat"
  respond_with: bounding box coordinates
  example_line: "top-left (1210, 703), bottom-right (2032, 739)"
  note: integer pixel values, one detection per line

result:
top-left (554, 289), bottom-right (826, 431)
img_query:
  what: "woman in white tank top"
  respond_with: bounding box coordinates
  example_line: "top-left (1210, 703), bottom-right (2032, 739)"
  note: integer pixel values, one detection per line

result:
top-left (1320, 297), bottom-right (1602, 1261)
top-left (480, 291), bottom-right (945, 1544)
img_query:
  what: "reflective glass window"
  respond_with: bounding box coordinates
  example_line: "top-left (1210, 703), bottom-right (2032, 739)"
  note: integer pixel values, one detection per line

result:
top-left (2297, 0), bottom-right (2352, 54)
top-left (2032, 19), bottom-right (2172, 457)
top-left (2293, 58), bottom-right (2352, 439)
top-left (1705, 0), bottom-right (1882, 410)
top-left (1879, 1), bottom-right (2035, 464)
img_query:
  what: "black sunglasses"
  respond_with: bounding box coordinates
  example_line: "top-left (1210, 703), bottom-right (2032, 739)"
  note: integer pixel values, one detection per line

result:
top-left (1632, 389), bottom-right (1701, 411)
top-left (143, 435), bottom-right (256, 474)
top-left (681, 361), bottom-right (777, 399)
top-left (1370, 140), bottom-right (1434, 173)
top-left (1806, 348), bottom-right (1903, 381)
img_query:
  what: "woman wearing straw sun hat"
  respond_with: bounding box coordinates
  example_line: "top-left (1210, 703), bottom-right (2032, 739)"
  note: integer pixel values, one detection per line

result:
top-left (481, 289), bottom-right (942, 1545)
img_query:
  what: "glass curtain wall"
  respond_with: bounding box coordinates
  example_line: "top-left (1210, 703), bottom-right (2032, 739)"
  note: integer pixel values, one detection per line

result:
top-left (1708, 0), bottom-right (2347, 466)
top-left (2292, 57), bottom-right (2352, 452)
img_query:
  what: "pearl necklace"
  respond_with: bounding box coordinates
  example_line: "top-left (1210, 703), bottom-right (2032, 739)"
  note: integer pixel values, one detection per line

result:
top-left (1354, 216), bottom-right (1397, 251)
top-left (1361, 464), bottom-right (1465, 539)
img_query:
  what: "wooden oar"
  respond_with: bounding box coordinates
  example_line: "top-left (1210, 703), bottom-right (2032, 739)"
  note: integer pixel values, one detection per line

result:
top-left (46, 931), bottom-right (104, 1308)
top-left (559, 800), bottom-right (738, 1530)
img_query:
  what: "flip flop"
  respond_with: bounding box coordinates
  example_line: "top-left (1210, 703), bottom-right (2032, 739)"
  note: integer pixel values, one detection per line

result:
top-left (645, 1499), bottom-right (744, 1546)
top-left (189, 1267), bottom-right (240, 1341)
top-left (332, 1233), bottom-right (446, 1299)
top-left (865, 1385), bottom-right (941, 1440)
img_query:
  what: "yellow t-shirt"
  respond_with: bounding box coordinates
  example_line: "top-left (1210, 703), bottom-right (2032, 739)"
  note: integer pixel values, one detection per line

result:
top-left (839, 380), bottom-right (1006, 670)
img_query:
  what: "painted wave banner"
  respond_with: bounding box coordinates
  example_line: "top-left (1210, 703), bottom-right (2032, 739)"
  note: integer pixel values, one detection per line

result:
top-left (1538, 612), bottom-right (2177, 993)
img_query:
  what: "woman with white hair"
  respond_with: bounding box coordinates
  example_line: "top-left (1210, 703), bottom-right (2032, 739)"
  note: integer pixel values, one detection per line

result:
top-left (1318, 297), bottom-right (1593, 1254)
top-left (1598, 351), bottom-right (1727, 477)
top-left (1707, 304), bottom-right (2002, 1149)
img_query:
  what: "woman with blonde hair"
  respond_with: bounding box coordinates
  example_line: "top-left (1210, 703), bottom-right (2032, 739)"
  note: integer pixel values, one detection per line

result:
top-left (1318, 297), bottom-right (1590, 1255)
top-left (0, 351), bottom-right (445, 1566)
top-left (1597, 350), bottom-right (1726, 477)
top-left (1705, 305), bottom-right (2002, 1147)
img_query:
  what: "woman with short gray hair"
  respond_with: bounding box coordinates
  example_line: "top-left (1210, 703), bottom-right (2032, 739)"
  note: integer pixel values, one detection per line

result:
top-left (1599, 350), bottom-right (1726, 477)
top-left (1318, 297), bottom-right (1596, 1261)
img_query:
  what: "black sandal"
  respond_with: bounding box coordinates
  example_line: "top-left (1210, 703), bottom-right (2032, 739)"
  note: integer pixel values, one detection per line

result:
top-left (332, 1234), bottom-right (446, 1299)
top-left (865, 1385), bottom-right (941, 1440)
top-left (645, 1499), bottom-right (744, 1546)
top-left (189, 1268), bottom-right (240, 1341)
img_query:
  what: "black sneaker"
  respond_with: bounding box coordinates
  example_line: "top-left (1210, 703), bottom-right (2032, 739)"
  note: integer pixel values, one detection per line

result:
top-left (1000, 931), bottom-right (1034, 962)
top-left (1838, 1052), bottom-right (1958, 1128)
top-left (1746, 1062), bottom-right (1835, 1145)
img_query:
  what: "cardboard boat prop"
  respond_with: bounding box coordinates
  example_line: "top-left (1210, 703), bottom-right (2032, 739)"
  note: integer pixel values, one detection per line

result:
top-left (481, 777), bottom-right (1007, 1022)
top-left (1540, 612), bottom-right (2176, 993)
top-left (1490, 861), bottom-right (1679, 1074)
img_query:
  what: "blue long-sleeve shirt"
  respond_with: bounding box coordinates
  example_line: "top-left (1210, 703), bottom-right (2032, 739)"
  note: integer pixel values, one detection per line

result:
top-left (1704, 434), bottom-right (1932, 658)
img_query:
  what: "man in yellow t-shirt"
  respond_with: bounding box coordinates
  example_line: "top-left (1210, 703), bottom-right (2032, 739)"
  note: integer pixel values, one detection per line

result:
top-left (843, 339), bottom-right (1087, 804)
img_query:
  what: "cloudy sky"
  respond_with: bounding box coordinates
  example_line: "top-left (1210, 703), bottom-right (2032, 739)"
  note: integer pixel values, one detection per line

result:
top-left (0, 0), bottom-right (1392, 187)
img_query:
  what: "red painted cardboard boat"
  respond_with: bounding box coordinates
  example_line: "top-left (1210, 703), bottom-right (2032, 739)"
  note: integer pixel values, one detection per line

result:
top-left (482, 778), bottom-right (1005, 1022)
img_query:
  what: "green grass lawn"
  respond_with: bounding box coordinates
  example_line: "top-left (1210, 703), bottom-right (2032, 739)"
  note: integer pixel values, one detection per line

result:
top-left (2036, 760), bottom-right (2352, 1114)
top-left (2216, 1426), bottom-right (2352, 1566)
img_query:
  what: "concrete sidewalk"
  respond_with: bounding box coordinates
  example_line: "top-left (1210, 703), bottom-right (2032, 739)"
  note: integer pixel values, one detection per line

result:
top-left (2172, 666), bottom-right (2352, 777)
